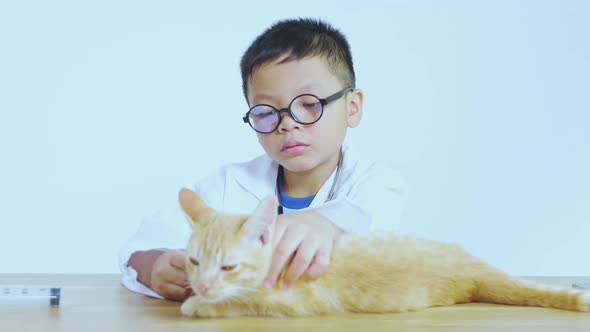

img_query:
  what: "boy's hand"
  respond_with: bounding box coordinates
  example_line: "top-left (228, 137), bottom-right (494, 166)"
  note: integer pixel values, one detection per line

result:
top-left (263, 211), bottom-right (343, 289)
top-left (150, 249), bottom-right (193, 301)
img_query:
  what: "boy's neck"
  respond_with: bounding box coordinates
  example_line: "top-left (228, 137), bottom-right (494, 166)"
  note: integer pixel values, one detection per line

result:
top-left (281, 149), bottom-right (341, 198)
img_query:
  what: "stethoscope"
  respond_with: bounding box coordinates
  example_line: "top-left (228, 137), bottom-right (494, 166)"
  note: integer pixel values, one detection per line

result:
top-left (276, 148), bottom-right (343, 215)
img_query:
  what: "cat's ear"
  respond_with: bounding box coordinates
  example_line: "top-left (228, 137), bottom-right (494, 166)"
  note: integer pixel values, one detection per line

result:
top-left (178, 188), bottom-right (210, 224)
top-left (241, 195), bottom-right (277, 245)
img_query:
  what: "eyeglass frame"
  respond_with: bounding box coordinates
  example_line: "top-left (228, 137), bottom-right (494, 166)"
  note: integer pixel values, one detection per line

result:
top-left (242, 87), bottom-right (354, 134)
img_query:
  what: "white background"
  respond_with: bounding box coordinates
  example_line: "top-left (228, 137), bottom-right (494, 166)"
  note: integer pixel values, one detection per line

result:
top-left (1, 0), bottom-right (588, 276)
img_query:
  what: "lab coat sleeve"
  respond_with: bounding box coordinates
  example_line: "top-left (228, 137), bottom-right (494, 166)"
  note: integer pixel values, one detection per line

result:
top-left (118, 204), bottom-right (190, 298)
top-left (310, 163), bottom-right (407, 233)
top-left (118, 167), bottom-right (229, 297)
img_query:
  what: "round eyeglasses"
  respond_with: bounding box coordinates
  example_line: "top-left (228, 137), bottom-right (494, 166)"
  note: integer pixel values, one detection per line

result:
top-left (242, 87), bottom-right (353, 134)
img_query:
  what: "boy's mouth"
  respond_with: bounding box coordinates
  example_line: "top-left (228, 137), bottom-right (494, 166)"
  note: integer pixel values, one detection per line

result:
top-left (281, 140), bottom-right (308, 155)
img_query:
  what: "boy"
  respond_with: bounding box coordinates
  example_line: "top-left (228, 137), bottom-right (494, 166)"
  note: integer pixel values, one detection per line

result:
top-left (120, 18), bottom-right (406, 301)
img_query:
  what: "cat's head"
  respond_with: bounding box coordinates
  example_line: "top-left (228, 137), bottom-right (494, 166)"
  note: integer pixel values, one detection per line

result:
top-left (178, 188), bottom-right (276, 303)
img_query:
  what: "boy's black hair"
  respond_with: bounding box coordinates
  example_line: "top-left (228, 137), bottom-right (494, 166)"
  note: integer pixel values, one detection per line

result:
top-left (240, 18), bottom-right (355, 102)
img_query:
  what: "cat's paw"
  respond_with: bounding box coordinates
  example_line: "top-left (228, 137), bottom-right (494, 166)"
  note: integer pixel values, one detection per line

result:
top-left (192, 304), bottom-right (222, 318)
top-left (180, 297), bottom-right (222, 318)
top-left (180, 297), bottom-right (199, 317)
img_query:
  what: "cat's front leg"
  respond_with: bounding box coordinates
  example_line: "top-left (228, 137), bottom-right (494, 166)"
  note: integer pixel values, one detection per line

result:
top-left (180, 296), bottom-right (201, 317)
top-left (180, 297), bottom-right (245, 318)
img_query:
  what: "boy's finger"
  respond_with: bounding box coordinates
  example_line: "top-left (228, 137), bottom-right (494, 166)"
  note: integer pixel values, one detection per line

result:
top-left (162, 283), bottom-right (193, 302)
top-left (261, 228), bottom-right (270, 245)
top-left (305, 242), bottom-right (332, 279)
top-left (264, 229), bottom-right (305, 288)
top-left (272, 221), bottom-right (288, 246)
top-left (167, 268), bottom-right (189, 287)
top-left (282, 237), bottom-right (318, 287)
top-left (169, 250), bottom-right (187, 271)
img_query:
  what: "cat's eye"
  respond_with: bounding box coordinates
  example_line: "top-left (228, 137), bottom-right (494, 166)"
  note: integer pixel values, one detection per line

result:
top-left (189, 257), bottom-right (200, 266)
top-left (220, 265), bottom-right (237, 272)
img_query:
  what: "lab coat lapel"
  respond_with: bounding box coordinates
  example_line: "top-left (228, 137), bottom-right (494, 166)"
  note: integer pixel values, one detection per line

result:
top-left (232, 143), bottom-right (350, 208)
top-left (308, 167), bottom-right (337, 208)
top-left (232, 154), bottom-right (279, 201)
top-left (308, 143), bottom-right (350, 208)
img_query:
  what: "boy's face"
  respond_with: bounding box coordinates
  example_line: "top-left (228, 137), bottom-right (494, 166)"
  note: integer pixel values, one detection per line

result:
top-left (246, 56), bottom-right (363, 173)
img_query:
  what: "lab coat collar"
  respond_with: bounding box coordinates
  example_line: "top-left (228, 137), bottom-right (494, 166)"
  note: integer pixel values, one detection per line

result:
top-left (232, 154), bottom-right (278, 201)
top-left (231, 145), bottom-right (350, 207)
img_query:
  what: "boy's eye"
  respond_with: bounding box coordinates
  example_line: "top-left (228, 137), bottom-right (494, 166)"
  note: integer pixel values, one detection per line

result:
top-left (253, 110), bottom-right (274, 118)
top-left (189, 257), bottom-right (200, 266)
top-left (220, 265), bottom-right (237, 272)
top-left (303, 102), bottom-right (319, 109)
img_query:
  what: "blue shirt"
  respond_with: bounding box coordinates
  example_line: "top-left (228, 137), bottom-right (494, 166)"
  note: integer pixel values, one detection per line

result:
top-left (278, 173), bottom-right (315, 213)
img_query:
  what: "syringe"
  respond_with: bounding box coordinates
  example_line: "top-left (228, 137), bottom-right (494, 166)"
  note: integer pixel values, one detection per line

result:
top-left (0, 285), bottom-right (61, 307)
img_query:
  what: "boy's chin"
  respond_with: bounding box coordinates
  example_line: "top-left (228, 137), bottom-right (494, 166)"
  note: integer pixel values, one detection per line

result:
top-left (278, 158), bottom-right (318, 173)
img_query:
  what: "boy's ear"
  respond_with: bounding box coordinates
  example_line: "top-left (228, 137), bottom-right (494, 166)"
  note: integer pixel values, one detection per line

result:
top-left (241, 196), bottom-right (277, 245)
top-left (178, 188), bottom-right (210, 224)
top-left (346, 88), bottom-right (363, 128)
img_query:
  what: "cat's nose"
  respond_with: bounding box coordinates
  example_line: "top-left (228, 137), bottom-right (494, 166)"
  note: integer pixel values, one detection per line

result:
top-left (196, 282), bottom-right (209, 295)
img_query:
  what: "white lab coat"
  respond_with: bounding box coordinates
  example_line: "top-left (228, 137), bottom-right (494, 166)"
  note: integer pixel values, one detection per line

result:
top-left (118, 142), bottom-right (407, 298)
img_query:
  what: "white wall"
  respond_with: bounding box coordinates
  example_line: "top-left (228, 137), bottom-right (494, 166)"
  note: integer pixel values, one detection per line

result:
top-left (1, 0), bottom-right (588, 276)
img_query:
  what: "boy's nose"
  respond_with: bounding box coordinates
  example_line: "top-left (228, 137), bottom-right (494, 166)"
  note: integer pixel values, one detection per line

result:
top-left (277, 112), bottom-right (300, 133)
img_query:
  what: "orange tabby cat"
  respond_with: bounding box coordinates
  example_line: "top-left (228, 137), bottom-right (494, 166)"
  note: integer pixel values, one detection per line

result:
top-left (177, 188), bottom-right (590, 317)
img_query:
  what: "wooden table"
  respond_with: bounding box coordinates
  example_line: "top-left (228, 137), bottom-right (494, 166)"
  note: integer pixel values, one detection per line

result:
top-left (1, 274), bottom-right (589, 331)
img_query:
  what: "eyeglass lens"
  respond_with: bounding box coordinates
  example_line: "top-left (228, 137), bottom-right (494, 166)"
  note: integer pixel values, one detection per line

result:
top-left (248, 95), bottom-right (323, 133)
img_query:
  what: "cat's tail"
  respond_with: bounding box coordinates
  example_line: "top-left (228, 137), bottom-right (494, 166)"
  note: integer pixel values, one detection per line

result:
top-left (472, 273), bottom-right (590, 312)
